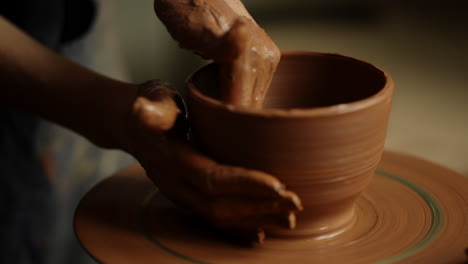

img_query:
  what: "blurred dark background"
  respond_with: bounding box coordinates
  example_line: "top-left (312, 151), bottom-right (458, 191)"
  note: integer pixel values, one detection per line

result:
top-left (49, 0), bottom-right (467, 263)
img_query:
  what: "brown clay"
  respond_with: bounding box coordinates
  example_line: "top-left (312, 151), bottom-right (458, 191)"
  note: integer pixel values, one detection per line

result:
top-left (74, 151), bottom-right (468, 263)
top-left (129, 117), bottom-right (302, 235)
top-left (187, 51), bottom-right (393, 237)
top-left (154, 0), bottom-right (280, 107)
top-left (128, 80), bottom-right (303, 237)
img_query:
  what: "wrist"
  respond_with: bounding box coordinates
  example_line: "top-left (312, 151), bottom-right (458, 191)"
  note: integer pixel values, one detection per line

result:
top-left (89, 81), bottom-right (139, 152)
top-left (115, 83), bottom-right (141, 154)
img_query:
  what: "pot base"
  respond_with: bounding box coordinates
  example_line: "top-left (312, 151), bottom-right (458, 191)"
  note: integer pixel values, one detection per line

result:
top-left (266, 205), bottom-right (357, 239)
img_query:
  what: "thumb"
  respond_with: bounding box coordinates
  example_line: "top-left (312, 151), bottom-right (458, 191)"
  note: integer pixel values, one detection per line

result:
top-left (132, 94), bottom-right (181, 134)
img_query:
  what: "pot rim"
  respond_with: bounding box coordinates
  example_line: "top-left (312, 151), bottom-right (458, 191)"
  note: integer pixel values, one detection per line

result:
top-left (186, 50), bottom-right (394, 118)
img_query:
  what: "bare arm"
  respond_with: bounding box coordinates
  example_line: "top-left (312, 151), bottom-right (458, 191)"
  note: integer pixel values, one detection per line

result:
top-left (0, 16), bottom-right (141, 149)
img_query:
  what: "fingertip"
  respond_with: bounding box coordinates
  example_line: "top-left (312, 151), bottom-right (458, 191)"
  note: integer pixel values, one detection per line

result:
top-left (257, 229), bottom-right (265, 244)
top-left (248, 170), bottom-right (286, 196)
top-left (288, 212), bottom-right (296, 229)
top-left (292, 195), bottom-right (303, 211)
top-left (281, 191), bottom-right (303, 211)
top-left (221, 228), bottom-right (265, 245)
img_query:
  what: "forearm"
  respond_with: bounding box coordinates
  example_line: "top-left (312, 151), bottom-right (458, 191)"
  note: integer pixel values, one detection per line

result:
top-left (0, 17), bottom-right (137, 149)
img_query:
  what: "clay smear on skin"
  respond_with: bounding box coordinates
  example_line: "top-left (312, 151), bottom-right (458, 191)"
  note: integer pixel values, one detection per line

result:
top-left (154, 0), bottom-right (280, 108)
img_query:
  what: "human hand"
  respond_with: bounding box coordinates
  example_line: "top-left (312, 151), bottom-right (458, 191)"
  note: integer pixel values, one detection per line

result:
top-left (217, 16), bottom-right (280, 107)
top-left (125, 80), bottom-right (302, 243)
top-left (154, 0), bottom-right (280, 107)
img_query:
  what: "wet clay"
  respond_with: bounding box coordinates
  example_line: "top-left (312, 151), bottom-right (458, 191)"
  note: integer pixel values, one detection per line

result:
top-left (154, 0), bottom-right (280, 107)
top-left (74, 152), bottom-right (468, 263)
top-left (187, 51), bottom-right (393, 237)
top-left (130, 83), bottom-right (303, 238)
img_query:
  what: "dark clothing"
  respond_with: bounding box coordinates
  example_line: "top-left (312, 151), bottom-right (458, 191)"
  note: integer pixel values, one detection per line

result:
top-left (1, 0), bottom-right (95, 49)
top-left (0, 1), bottom-right (95, 263)
top-left (0, 108), bottom-right (51, 264)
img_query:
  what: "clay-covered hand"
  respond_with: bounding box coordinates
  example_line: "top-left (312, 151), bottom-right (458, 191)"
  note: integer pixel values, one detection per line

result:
top-left (125, 80), bottom-right (302, 242)
top-left (154, 0), bottom-right (280, 108)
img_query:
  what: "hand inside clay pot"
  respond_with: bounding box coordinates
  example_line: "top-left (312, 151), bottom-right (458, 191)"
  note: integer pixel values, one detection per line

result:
top-left (127, 80), bottom-right (302, 243)
top-left (154, 0), bottom-right (280, 108)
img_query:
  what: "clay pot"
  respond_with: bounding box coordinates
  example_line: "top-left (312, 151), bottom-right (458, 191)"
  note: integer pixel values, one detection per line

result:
top-left (186, 51), bottom-right (393, 237)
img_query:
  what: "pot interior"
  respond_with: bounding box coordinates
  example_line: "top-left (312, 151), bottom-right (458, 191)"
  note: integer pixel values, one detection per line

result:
top-left (192, 52), bottom-right (387, 109)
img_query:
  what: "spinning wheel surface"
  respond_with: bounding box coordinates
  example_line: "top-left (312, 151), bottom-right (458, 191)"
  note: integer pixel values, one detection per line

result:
top-left (74, 152), bottom-right (468, 263)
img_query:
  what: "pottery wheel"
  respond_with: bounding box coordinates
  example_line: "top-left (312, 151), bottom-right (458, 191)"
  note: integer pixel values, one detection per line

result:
top-left (74, 152), bottom-right (468, 263)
